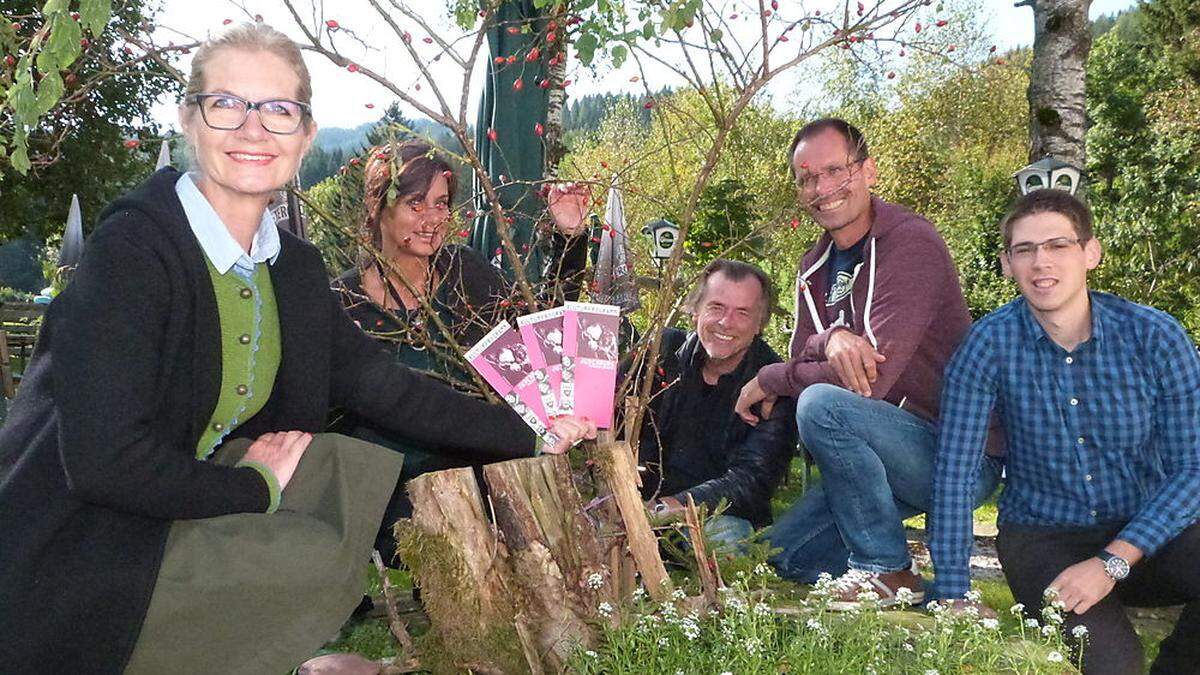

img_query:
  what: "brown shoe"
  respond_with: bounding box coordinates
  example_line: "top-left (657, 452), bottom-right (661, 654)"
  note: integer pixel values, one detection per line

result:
top-left (825, 564), bottom-right (925, 611)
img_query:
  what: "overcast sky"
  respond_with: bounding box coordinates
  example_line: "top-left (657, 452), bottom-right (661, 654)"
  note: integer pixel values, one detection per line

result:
top-left (149, 0), bottom-right (1136, 131)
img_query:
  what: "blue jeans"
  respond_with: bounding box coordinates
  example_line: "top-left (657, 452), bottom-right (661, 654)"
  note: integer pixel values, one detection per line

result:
top-left (766, 384), bottom-right (1002, 581)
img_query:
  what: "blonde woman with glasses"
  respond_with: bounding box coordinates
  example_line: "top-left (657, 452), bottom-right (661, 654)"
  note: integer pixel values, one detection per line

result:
top-left (0, 22), bottom-right (594, 675)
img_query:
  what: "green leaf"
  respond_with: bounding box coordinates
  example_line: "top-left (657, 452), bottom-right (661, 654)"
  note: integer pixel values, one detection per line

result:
top-left (36, 13), bottom-right (81, 73)
top-left (11, 77), bottom-right (37, 124)
top-left (642, 20), bottom-right (654, 40)
top-left (10, 128), bottom-right (29, 174)
top-left (34, 69), bottom-right (64, 117)
top-left (709, 28), bottom-right (723, 42)
top-left (41, 0), bottom-right (68, 13)
top-left (80, 0), bottom-right (112, 37)
top-left (575, 32), bottom-right (598, 66)
top-left (611, 43), bottom-right (627, 68)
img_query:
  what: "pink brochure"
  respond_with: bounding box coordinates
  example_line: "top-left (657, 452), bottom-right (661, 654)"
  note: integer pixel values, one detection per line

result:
top-left (517, 307), bottom-right (566, 419)
top-left (562, 302), bottom-right (620, 428)
top-left (465, 322), bottom-right (559, 447)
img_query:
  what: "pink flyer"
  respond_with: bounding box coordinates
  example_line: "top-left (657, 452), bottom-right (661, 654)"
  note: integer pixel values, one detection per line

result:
top-left (562, 302), bottom-right (620, 428)
top-left (465, 322), bottom-right (559, 446)
top-left (517, 307), bottom-right (566, 419)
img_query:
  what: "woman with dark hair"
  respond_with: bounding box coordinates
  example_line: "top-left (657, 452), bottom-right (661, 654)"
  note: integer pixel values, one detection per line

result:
top-left (333, 140), bottom-right (591, 563)
top-left (0, 24), bottom-right (594, 675)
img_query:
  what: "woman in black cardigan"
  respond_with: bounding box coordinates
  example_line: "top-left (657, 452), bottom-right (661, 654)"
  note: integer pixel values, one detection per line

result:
top-left (0, 22), bottom-right (593, 675)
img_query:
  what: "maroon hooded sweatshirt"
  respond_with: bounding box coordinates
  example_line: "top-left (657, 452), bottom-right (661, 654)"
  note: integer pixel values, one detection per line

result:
top-left (757, 196), bottom-right (970, 422)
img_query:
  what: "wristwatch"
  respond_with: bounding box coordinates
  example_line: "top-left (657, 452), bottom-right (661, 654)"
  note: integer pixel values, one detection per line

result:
top-left (1096, 550), bottom-right (1130, 581)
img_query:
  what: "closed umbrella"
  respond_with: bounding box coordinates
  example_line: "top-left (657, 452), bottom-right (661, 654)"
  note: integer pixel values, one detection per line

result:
top-left (592, 175), bottom-right (640, 311)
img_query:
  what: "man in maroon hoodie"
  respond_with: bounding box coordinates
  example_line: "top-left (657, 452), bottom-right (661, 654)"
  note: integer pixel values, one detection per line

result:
top-left (735, 118), bottom-right (1002, 608)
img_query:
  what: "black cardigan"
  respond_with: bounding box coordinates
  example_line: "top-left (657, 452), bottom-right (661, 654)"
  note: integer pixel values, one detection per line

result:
top-left (0, 168), bottom-right (537, 674)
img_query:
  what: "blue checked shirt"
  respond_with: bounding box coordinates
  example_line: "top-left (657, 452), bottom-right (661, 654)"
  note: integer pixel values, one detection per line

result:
top-left (931, 292), bottom-right (1200, 598)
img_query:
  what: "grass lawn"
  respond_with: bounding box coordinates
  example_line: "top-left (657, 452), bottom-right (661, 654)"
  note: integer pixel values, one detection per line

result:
top-left (322, 456), bottom-right (1169, 671)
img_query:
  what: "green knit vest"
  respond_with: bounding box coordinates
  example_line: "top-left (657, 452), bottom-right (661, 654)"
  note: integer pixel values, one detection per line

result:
top-left (195, 259), bottom-right (282, 460)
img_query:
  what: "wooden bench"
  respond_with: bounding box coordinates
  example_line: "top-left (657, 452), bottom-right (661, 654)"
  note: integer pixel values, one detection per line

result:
top-left (1, 301), bottom-right (45, 399)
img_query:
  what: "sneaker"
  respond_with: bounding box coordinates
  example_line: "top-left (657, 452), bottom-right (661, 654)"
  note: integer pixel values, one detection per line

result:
top-left (826, 564), bottom-right (925, 611)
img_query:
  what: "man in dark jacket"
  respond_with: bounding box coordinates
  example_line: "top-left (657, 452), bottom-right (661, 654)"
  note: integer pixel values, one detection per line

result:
top-left (734, 119), bottom-right (1001, 606)
top-left (638, 259), bottom-right (796, 548)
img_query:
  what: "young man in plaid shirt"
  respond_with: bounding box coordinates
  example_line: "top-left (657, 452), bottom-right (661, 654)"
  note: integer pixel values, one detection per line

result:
top-left (930, 189), bottom-right (1200, 674)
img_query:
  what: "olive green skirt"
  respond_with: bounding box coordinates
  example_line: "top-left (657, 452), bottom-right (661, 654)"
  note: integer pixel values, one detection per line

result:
top-left (125, 433), bottom-right (403, 675)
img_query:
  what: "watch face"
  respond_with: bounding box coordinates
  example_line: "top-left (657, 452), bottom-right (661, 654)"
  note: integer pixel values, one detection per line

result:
top-left (1105, 557), bottom-right (1130, 580)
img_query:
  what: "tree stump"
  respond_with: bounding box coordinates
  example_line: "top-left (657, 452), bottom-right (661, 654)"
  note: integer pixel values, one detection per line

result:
top-left (403, 455), bottom-right (629, 674)
top-left (400, 468), bottom-right (532, 674)
top-left (483, 455), bottom-right (612, 669)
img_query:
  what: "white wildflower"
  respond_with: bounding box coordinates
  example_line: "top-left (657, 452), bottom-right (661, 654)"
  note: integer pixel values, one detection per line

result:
top-left (597, 601), bottom-right (613, 617)
top-left (632, 586), bottom-right (647, 601)
top-left (586, 572), bottom-right (604, 589)
top-left (1043, 586), bottom-right (1059, 599)
top-left (1010, 603), bottom-right (1025, 615)
top-left (926, 600), bottom-right (945, 614)
top-left (1042, 607), bottom-right (1063, 625)
top-left (964, 589), bottom-right (982, 602)
top-left (981, 618), bottom-right (1000, 630)
top-left (661, 601), bottom-right (679, 620)
top-left (753, 602), bottom-right (772, 617)
top-left (895, 586), bottom-right (917, 606)
top-left (725, 595), bottom-right (748, 614)
top-left (584, 650), bottom-right (598, 658)
top-left (671, 587), bottom-right (687, 601)
top-left (902, 642), bottom-right (915, 652)
top-left (720, 672), bottom-right (733, 675)
top-left (657, 636), bottom-right (670, 647)
top-left (1025, 618), bottom-right (1040, 628)
top-left (1041, 624), bottom-right (1057, 637)
top-left (744, 637), bottom-right (763, 656)
top-left (1071, 625), bottom-right (1090, 639)
top-left (925, 669), bottom-right (940, 675)
top-left (1047, 651), bottom-right (1064, 663)
top-left (753, 563), bottom-right (774, 578)
top-left (681, 616), bottom-right (701, 641)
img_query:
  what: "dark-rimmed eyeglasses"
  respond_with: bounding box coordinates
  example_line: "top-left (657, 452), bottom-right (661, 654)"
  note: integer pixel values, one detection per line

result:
top-left (1005, 236), bottom-right (1085, 263)
top-left (185, 93), bottom-right (311, 135)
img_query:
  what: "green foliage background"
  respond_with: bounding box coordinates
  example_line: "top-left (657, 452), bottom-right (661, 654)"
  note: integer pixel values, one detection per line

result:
top-left (0, 0), bottom-right (178, 244)
top-left (551, 0), bottom-right (1199, 349)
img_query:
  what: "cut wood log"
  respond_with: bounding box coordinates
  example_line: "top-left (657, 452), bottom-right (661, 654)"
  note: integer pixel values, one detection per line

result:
top-left (483, 455), bottom-right (610, 669)
top-left (401, 468), bottom-right (531, 674)
top-left (595, 441), bottom-right (672, 601)
top-left (683, 495), bottom-right (722, 607)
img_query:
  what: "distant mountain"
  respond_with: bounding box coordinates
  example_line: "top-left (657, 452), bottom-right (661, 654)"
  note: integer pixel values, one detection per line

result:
top-left (314, 122), bottom-right (376, 153)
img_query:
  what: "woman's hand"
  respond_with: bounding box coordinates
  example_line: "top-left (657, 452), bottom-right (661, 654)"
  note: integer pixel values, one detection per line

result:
top-left (243, 431), bottom-right (312, 490)
top-left (542, 415), bottom-right (598, 455)
top-left (546, 182), bottom-right (594, 237)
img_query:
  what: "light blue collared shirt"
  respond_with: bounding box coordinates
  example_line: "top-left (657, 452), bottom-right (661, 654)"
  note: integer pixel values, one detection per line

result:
top-left (175, 172), bottom-right (281, 280)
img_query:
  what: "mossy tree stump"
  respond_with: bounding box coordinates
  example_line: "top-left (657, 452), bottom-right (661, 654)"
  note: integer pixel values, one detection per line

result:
top-left (483, 455), bottom-right (612, 669)
top-left (401, 449), bottom-right (661, 674)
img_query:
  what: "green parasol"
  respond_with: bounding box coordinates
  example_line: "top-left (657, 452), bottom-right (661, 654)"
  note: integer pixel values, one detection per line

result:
top-left (470, 0), bottom-right (551, 282)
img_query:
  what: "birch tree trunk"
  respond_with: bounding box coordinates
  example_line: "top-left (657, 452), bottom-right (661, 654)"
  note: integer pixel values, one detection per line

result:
top-left (1023, 0), bottom-right (1093, 167)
